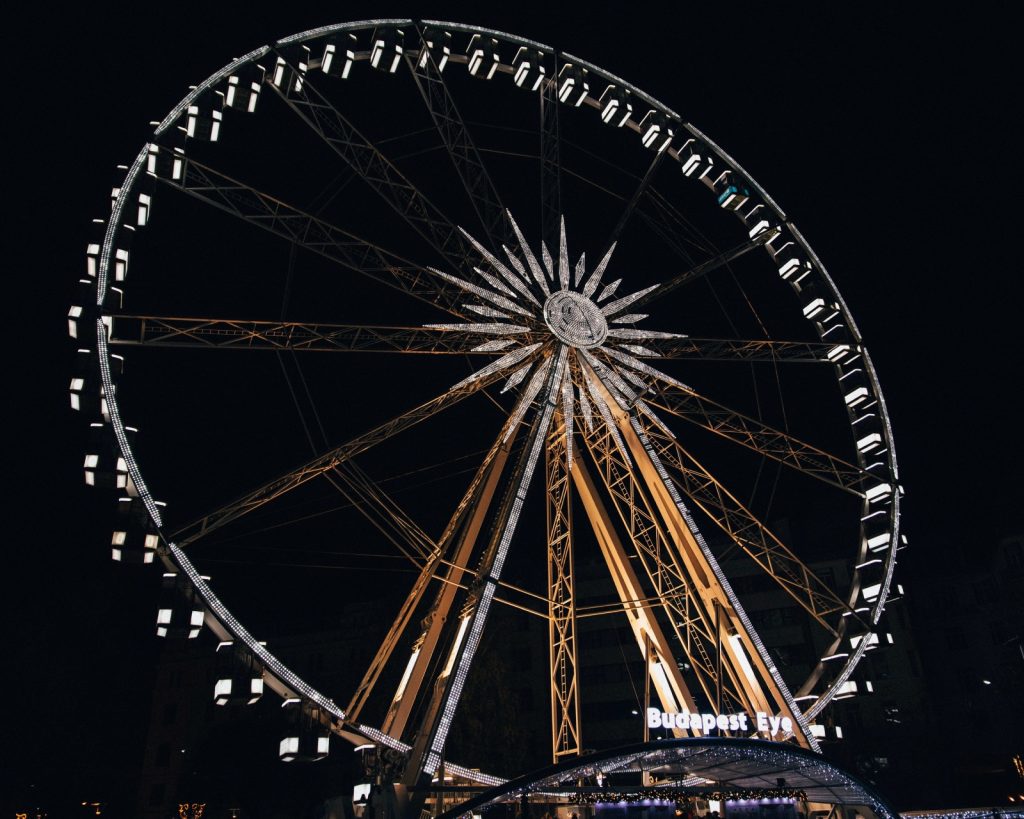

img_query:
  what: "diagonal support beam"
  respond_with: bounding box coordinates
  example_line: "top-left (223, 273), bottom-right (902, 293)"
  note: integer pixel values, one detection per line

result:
top-left (577, 417), bottom-right (741, 718)
top-left (269, 49), bottom-right (480, 274)
top-left (539, 73), bottom-right (561, 250)
top-left (630, 227), bottom-right (780, 311)
top-left (573, 443), bottom-right (705, 726)
top-left (344, 551), bottom-right (440, 726)
top-left (638, 415), bottom-right (858, 635)
top-left (346, 411), bottom-right (518, 728)
top-left (604, 152), bottom-right (664, 254)
top-left (380, 425), bottom-right (513, 742)
top-left (632, 337), bottom-right (839, 363)
top-left (173, 363), bottom-right (517, 547)
top-left (585, 367), bottom-right (817, 748)
top-left (158, 158), bottom-right (468, 317)
top-left (406, 40), bottom-right (514, 251)
top-left (401, 347), bottom-right (569, 789)
top-left (643, 375), bottom-right (870, 495)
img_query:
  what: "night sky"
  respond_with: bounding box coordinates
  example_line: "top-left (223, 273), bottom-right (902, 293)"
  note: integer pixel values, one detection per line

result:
top-left (8, 3), bottom-right (1020, 815)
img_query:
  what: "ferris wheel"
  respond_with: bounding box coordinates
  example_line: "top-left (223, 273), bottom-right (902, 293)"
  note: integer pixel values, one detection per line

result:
top-left (71, 18), bottom-right (901, 804)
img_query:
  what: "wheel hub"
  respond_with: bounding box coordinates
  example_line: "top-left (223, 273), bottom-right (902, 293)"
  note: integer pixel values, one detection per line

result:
top-left (542, 290), bottom-right (608, 348)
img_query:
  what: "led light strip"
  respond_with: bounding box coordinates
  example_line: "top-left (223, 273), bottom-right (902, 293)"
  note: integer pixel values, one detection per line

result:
top-left (353, 724), bottom-right (506, 787)
top-left (96, 145), bottom-right (148, 306)
top-left (95, 320), bottom-right (161, 527)
top-left (154, 47), bottom-right (270, 136)
top-left (170, 543), bottom-right (345, 719)
top-left (803, 637), bottom-right (869, 723)
top-left (424, 347), bottom-right (568, 774)
top-left (861, 349), bottom-right (901, 624)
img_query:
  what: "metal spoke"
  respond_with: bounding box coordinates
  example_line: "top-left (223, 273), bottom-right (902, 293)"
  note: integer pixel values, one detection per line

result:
top-left (603, 152), bottom-right (664, 254)
top-left (109, 315), bottom-right (512, 354)
top-left (327, 461), bottom-right (436, 562)
top-left (269, 48), bottom-right (479, 273)
top-left (173, 362), bottom-right (521, 546)
top-left (642, 375), bottom-right (870, 495)
top-left (380, 436), bottom-right (513, 742)
top-left (157, 158), bottom-right (469, 317)
top-left (630, 227), bottom-right (781, 312)
top-left (632, 337), bottom-right (839, 363)
top-left (539, 71), bottom-right (561, 249)
top-left (406, 34), bottom-right (514, 251)
top-left (637, 412), bottom-right (860, 635)
top-left (636, 186), bottom-right (716, 263)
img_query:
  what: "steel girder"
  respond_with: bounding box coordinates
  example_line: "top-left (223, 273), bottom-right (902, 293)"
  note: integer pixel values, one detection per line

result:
top-left (108, 315), bottom-right (836, 363)
top-left (576, 416), bottom-right (743, 717)
top-left (546, 410), bottom-right (581, 761)
top-left (637, 336), bottom-right (837, 362)
top-left (539, 73), bottom-right (561, 250)
top-left (406, 38), bottom-right (515, 252)
top-left (109, 316), bottom-right (504, 354)
top-left (581, 366), bottom-right (813, 747)
top-left (156, 159), bottom-right (468, 317)
top-left (632, 228), bottom-right (781, 311)
top-left (173, 364), bottom-right (514, 546)
top-left (346, 413), bottom-right (517, 729)
top-left (637, 415), bottom-right (855, 635)
top-left (269, 48), bottom-right (481, 275)
top-left (643, 376), bottom-right (869, 495)
top-left (401, 347), bottom-right (569, 789)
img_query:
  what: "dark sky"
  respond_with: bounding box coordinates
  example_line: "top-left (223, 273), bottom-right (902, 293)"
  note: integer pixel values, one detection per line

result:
top-left (8, 2), bottom-right (1020, 813)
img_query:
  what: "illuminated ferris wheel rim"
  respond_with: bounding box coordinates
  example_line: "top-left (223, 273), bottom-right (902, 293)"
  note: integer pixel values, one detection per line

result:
top-left (81, 18), bottom-right (901, 777)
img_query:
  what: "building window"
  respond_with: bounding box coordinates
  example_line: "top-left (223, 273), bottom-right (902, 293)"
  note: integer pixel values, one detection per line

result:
top-left (161, 702), bottom-right (178, 726)
top-left (155, 742), bottom-right (170, 766)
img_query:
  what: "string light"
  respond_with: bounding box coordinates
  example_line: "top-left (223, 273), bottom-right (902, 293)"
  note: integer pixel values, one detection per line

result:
top-left (567, 788), bottom-right (807, 805)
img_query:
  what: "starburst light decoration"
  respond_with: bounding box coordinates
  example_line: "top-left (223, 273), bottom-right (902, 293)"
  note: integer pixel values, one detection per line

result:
top-left (427, 212), bottom-right (690, 465)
